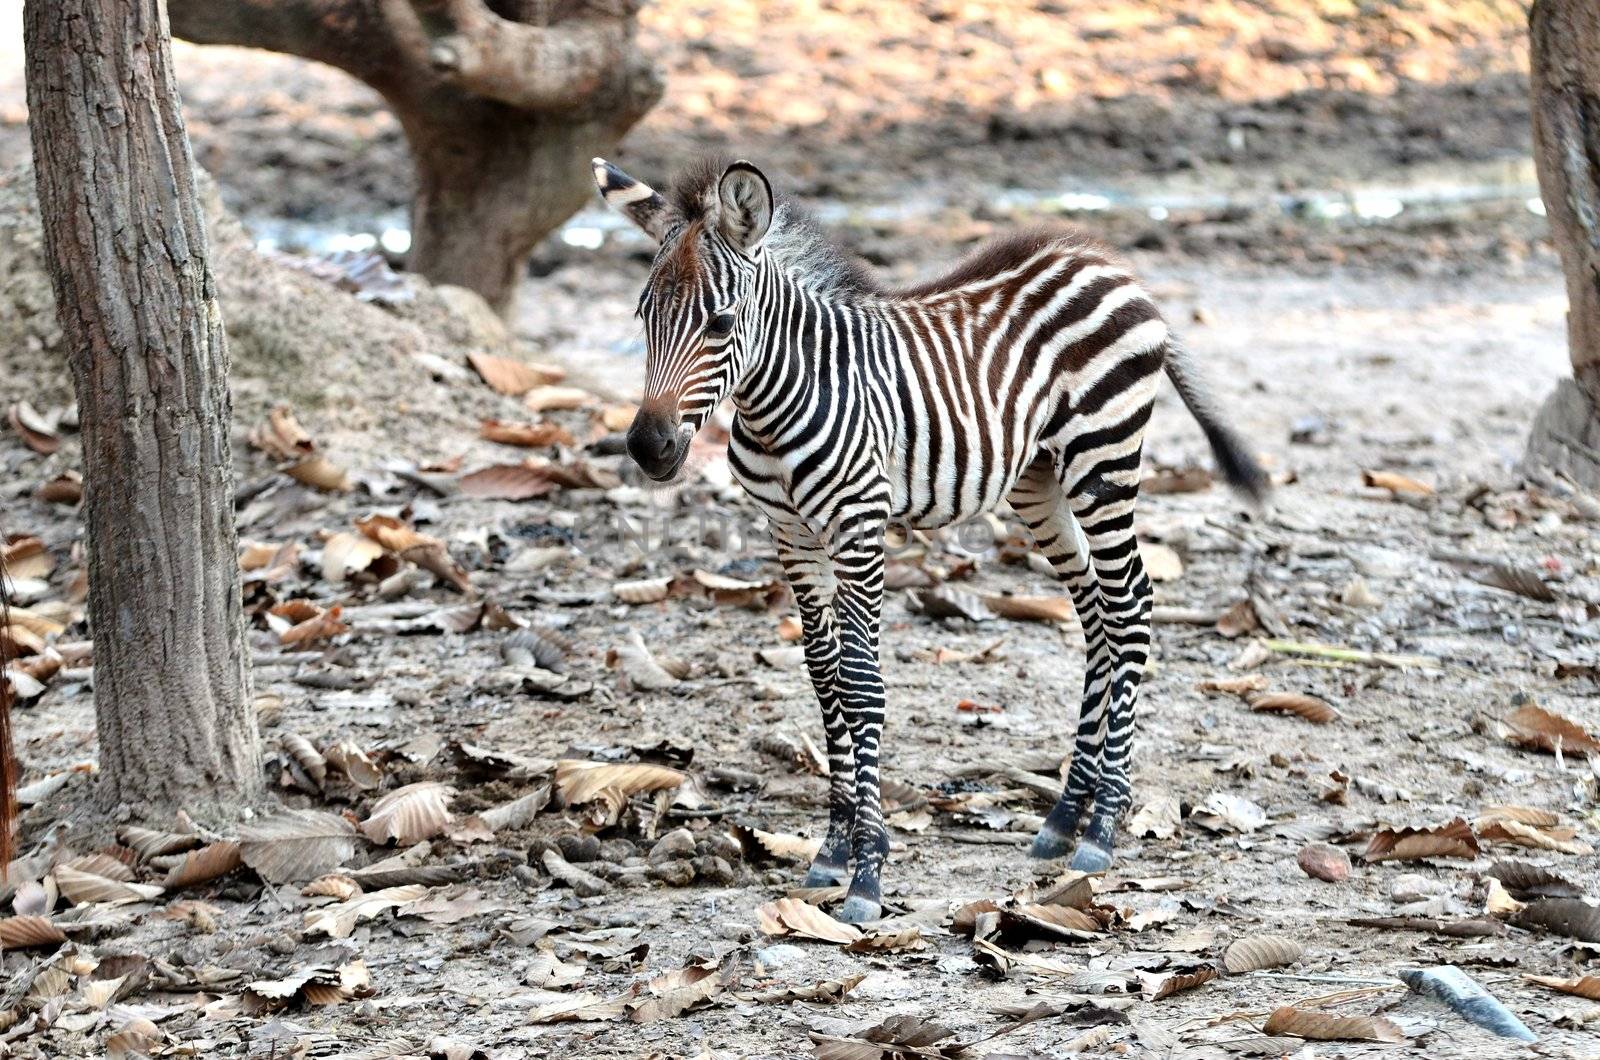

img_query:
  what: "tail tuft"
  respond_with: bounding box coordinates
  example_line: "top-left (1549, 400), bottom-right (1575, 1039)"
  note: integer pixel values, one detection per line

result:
top-left (1163, 335), bottom-right (1270, 507)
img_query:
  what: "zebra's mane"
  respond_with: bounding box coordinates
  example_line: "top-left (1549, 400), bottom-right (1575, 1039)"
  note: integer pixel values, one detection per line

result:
top-left (668, 158), bottom-right (881, 298)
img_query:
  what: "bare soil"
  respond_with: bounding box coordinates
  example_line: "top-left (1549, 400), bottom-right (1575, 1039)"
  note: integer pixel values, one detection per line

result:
top-left (3, 3), bottom-right (1600, 1059)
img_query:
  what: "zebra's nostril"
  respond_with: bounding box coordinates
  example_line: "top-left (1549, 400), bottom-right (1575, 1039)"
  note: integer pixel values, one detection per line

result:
top-left (626, 413), bottom-right (680, 474)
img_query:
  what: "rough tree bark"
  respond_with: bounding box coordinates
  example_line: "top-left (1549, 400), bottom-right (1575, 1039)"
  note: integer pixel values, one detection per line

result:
top-left (1526, 0), bottom-right (1600, 489)
top-left (24, 0), bottom-right (261, 819)
top-left (166, 0), bottom-right (663, 314)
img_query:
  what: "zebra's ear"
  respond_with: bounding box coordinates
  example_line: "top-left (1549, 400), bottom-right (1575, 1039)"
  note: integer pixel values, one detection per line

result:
top-left (592, 157), bottom-right (678, 244)
top-left (716, 160), bottom-right (773, 255)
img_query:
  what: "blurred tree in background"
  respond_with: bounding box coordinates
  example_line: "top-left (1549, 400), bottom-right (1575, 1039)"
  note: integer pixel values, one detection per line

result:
top-left (1527, 0), bottom-right (1600, 489)
top-left (167, 0), bottom-right (663, 315)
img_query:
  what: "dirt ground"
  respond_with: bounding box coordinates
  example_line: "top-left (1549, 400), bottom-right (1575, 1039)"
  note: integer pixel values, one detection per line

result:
top-left (4, 2), bottom-right (1600, 1059)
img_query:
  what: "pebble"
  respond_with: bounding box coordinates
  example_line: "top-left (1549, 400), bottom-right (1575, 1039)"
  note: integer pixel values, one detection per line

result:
top-left (599, 839), bottom-right (638, 862)
top-left (648, 859), bottom-right (695, 887)
top-left (1296, 842), bottom-right (1351, 882)
top-left (557, 833), bottom-right (603, 864)
top-left (649, 828), bottom-right (697, 864)
top-left (696, 832), bottom-right (743, 863)
top-left (692, 855), bottom-right (737, 885)
top-left (755, 944), bottom-right (807, 974)
top-left (1390, 873), bottom-right (1439, 904)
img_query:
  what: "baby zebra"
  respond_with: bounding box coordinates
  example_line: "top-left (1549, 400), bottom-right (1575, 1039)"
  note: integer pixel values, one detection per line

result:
top-left (593, 157), bottom-right (1268, 923)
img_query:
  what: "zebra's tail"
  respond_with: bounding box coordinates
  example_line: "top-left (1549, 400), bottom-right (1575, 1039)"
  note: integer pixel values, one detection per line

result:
top-left (1163, 334), bottom-right (1270, 507)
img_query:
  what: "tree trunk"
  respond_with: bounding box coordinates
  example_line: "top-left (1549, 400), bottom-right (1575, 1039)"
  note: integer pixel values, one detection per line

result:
top-left (167, 0), bottom-right (662, 315)
top-left (1527, 0), bottom-right (1600, 489)
top-left (24, 0), bottom-right (261, 820)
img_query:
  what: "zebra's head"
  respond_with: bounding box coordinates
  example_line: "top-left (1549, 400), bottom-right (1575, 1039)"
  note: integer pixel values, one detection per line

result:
top-left (592, 157), bottom-right (774, 481)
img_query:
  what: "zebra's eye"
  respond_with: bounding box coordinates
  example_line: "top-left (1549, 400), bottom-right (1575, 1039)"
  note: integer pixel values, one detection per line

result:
top-left (706, 313), bottom-right (736, 339)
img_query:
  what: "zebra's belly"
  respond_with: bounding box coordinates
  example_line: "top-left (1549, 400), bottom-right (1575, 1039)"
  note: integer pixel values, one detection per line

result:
top-left (886, 442), bottom-right (1032, 531)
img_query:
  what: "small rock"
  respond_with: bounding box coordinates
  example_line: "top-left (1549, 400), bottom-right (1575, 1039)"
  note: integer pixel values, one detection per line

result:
top-left (1296, 842), bottom-right (1350, 882)
top-left (599, 839), bottom-right (638, 862)
top-left (649, 828), bottom-right (696, 864)
top-left (1390, 873), bottom-right (1438, 905)
top-left (692, 855), bottom-right (736, 885)
top-left (755, 944), bottom-right (807, 974)
top-left (695, 832), bottom-right (742, 864)
top-left (511, 865), bottom-right (541, 888)
top-left (266, 933), bottom-right (298, 956)
top-left (557, 833), bottom-right (602, 864)
top-left (648, 859), bottom-right (695, 887)
top-left (526, 838), bottom-right (559, 865)
top-left (719, 920), bottom-right (754, 942)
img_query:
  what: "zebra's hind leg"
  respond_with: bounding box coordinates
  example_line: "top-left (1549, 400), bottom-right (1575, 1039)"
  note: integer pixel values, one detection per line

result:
top-left (775, 537), bottom-right (855, 888)
top-left (1006, 458), bottom-right (1109, 862)
top-left (1062, 465), bottom-right (1153, 873)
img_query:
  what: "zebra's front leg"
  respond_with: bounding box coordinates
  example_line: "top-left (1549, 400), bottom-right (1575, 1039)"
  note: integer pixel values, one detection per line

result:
top-left (831, 521), bottom-right (890, 924)
top-left (777, 542), bottom-right (855, 888)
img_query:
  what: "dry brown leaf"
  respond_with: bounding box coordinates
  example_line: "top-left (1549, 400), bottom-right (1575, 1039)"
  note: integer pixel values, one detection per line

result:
top-left (1223, 933), bottom-right (1304, 974)
top-left (303, 875), bottom-right (362, 900)
top-left (1362, 469), bottom-right (1434, 496)
top-left (360, 782), bottom-right (455, 846)
top-left (626, 961), bottom-right (728, 1023)
top-left (115, 825), bottom-right (200, 861)
top-left (1484, 861), bottom-right (1582, 899)
top-left (613, 576), bottom-right (673, 604)
top-left (280, 605), bottom-right (349, 645)
top-left (733, 826), bottom-right (822, 865)
top-left (287, 455), bottom-right (352, 493)
top-left (480, 419), bottom-right (575, 448)
top-left (281, 732), bottom-right (328, 790)
top-left (1196, 674), bottom-right (1270, 696)
top-left (1475, 818), bottom-right (1592, 856)
top-left (909, 585), bottom-right (994, 621)
top-left (304, 884), bottom-right (431, 939)
top-left (1128, 792), bottom-right (1181, 840)
top-left (355, 515), bottom-right (473, 593)
top-left (467, 352), bottom-right (564, 395)
top-left (843, 927), bottom-right (926, 953)
top-left (524, 385), bottom-right (598, 412)
top-left (1246, 691), bottom-right (1340, 724)
top-left (1004, 903), bottom-right (1101, 940)
top-left (0, 915), bottom-right (66, 948)
top-left (2, 536), bottom-right (54, 580)
top-left (1141, 966), bottom-right (1218, 1000)
top-left (1214, 598), bottom-right (1260, 638)
top-left (1478, 804), bottom-right (1560, 828)
top-left (458, 464), bottom-right (556, 500)
top-left (36, 470), bottom-right (84, 505)
top-left (1143, 463), bottom-right (1212, 494)
top-left (606, 631), bottom-right (682, 690)
top-left (554, 760), bottom-right (684, 808)
top-left (8, 401), bottom-right (60, 454)
top-left (322, 532), bottom-right (387, 582)
top-left (757, 897), bottom-right (863, 945)
top-left (53, 865), bottom-right (163, 905)
top-left (598, 403), bottom-right (637, 433)
top-left (250, 404), bottom-right (315, 459)
top-left (104, 1017), bottom-right (164, 1058)
top-left (1140, 542), bottom-right (1184, 582)
top-left (1512, 898), bottom-right (1600, 943)
top-left (239, 808), bottom-right (361, 883)
top-left (738, 972), bottom-right (868, 1004)
top-left (324, 739), bottom-right (384, 790)
top-left (1362, 818), bottom-right (1480, 862)
top-left (1524, 974), bottom-right (1600, 1000)
top-left (161, 842), bottom-right (243, 888)
top-left (983, 594), bottom-right (1075, 623)
top-left (1263, 1006), bottom-right (1407, 1043)
top-left (1502, 702), bottom-right (1600, 756)
top-left (62, 851), bottom-right (136, 881)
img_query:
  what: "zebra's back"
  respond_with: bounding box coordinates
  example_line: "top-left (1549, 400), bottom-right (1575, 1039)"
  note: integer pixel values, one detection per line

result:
top-left (881, 233), bottom-right (1168, 529)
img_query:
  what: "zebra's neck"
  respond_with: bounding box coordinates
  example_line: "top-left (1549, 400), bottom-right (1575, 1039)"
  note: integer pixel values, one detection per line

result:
top-left (731, 257), bottom-right (907, 453)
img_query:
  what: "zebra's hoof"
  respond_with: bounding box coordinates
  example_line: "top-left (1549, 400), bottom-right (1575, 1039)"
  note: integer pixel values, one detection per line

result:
top-left (1068, 838), bottom-right (1113, 874)
top-left (1029, 822), bottom-right (1074, 860)
top-left (801, 865), bottom-right (847, 888)
top-left (837, 895), bottom-right (883, 924)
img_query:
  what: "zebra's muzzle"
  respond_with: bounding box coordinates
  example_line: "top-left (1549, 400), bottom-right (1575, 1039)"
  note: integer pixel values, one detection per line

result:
top-left (626, 407), bottom-right (690, 481)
